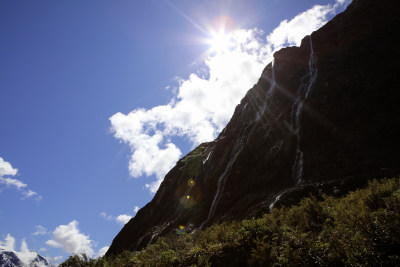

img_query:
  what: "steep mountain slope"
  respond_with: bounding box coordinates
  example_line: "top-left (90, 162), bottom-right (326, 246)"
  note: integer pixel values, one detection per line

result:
top-left (107, 0), bottom-right (400, 256)
top-left (0, 246), bottom-right (52, 267)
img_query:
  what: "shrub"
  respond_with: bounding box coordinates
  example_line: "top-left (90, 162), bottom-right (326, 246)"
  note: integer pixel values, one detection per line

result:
top-left (61, 177), bottom-right (400, 266)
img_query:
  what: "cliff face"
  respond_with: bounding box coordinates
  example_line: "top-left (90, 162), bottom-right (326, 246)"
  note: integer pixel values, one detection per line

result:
top-left (107, 0), bottom-right (400, 256)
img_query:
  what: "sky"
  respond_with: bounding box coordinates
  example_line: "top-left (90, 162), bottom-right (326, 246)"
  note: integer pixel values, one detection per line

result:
top-left (0, 0), bottom-right (349, 265)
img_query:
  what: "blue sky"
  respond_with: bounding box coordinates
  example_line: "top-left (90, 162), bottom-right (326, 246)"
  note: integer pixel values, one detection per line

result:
top-left (0, 0), bottom-right (349, 265)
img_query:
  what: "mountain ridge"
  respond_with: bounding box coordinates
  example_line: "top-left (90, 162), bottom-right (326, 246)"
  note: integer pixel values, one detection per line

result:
top-left (0, 246), bottom-right (52, 267)
top-left (107, 0), bottom-right (400, 256)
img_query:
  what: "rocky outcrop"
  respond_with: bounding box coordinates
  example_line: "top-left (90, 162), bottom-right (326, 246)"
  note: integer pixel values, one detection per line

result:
top-left (0, 247), bottom-right (52, 267)
top-left (107, 0), bottom-right (400, 256)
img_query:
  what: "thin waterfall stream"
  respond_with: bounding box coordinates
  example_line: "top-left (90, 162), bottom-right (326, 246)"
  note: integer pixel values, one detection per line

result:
top-left (201, 64), bottom-right (277, 228)
top-left (199, 127), bottom-right (254, 229)
top-left (257, 62), bottom-right (275, 121)
top-left (291, 36), bottom-right (317, 186)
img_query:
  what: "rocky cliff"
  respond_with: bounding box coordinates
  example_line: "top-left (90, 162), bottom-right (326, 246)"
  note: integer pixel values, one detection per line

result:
top-left (107, 0), bottom-right (400, 256)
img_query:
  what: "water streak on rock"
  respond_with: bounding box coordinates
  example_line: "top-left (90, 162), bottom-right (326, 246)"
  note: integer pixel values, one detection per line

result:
top-left (291, 36), bottom-right (317, 185)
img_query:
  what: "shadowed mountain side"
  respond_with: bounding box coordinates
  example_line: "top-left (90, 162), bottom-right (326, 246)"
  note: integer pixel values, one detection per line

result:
top-left (107, 0), bottom-right (400, 256)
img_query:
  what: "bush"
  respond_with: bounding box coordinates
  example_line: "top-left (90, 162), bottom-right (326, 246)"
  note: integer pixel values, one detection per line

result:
top-left (61, 177), bottom-right (400, 266)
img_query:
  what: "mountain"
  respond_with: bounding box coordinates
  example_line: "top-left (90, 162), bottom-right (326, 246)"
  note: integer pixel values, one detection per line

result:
top-left (107, 0), bottom-right (400, 256)
top-left (0, 246), bottom-right (52, 267)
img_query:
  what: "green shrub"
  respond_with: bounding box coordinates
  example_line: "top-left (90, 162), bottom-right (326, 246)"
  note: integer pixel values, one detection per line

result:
top-left (61, 177), bottom-right (400, 266)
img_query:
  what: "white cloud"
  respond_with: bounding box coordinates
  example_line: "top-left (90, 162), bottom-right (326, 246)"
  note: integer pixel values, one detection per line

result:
top-left (133, 206), bottom-right (139, 213)
top-left (335, 0), bottom-right (350, 5)
top-left (0, 157), bottom-right (18, 176)
top-left (0, 177), bottom-right (26, 189)
top-left (0, 233), bottom-right (16, 250)
top-left (46, 220), bottom-right (94, 257)
top-left (33, 225), bottom-right (48, 236)
top-left (99, 212), bottom-right (114, 221)
top-left (97, 246), bottom-right (109, 257)
top-left (110, 2), bottom-right (345, 193)
top-left (22, 189), bottom-right (41, 200)
top-left (0, 157), bottom-right (41, 201)
top-left (110, 114), bottom-right (182, 193)
top-left (115, 214), bottom-right (132, 225)
top-left (46, 255), bottom-right (63, 266)
top-left (266, 5), bottom-right (334, 51)
top-left (100, 211), bottom-right (136, 225)
top-left (20, 239), bottom-right (29, 253)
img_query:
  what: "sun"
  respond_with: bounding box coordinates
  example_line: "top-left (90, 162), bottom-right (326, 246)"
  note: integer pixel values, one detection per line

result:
top-left (205, 15), bottom-right (235, 54)
top-left (208, 31), bottom-right (233, 54)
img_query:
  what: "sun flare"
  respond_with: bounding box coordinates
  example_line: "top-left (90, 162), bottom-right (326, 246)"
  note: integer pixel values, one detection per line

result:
top-left (205, 15), bottom-right (236, 54)
top-left (208, 31), bottom-right (233, 53)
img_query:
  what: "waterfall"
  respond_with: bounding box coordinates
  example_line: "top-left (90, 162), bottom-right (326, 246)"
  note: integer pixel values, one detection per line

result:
top-left (241, 103), bottom-right (248, 115)
top-left (199, 151), bottom-right (238, 229)
top-left (291, 36), bottom-right (317, 185)
top-left (257, 62), bottom-right (275, 121)
top-left (203, 151), bottom-right (212, 164)
top-left (200, 126), bottom-right (256, 229)
top-left (200, 62), bottom-right (278, 228)
top-left (148, 233), bottom-right (157, 244)
top-left (271, 62), bottom-right (276, 92)
top-left (269, 193), bottom-right (282, 211)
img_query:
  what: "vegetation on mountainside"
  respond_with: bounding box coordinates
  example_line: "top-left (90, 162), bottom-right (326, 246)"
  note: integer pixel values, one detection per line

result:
top-left (60, 177), bottom-right (400, 266)
top-left (182, 144), bottom-right (205, 177)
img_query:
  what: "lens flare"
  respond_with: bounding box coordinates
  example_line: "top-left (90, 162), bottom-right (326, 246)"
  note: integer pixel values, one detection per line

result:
top-left (176, 225), bottom-right (186, 235)
top-left (180, 194), bottom-right (195, 209)
top-left (212, 15), bottom-right (235, 34)
top-left (188, 179), bottom-right (196, 187)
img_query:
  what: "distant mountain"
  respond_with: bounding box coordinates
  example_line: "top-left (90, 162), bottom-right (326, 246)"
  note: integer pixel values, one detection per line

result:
top-left (107, 0), bottom-right (400, 256)
top-left (0, 246), bottom-right (52, 267)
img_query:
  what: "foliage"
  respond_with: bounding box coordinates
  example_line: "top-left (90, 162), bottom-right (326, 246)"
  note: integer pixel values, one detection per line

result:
top-left (182, 144), bottom-right (205, 177)
top-left (59, 254), bottom-right (94, 267)
top-left (60, 177), bottom-right (400, 266)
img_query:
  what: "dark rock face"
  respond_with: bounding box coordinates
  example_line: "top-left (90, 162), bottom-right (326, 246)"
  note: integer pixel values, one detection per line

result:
top-left (0, 248), bottom-right (22, 267)
top-left (107, 0), bottom-right (400, 256)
